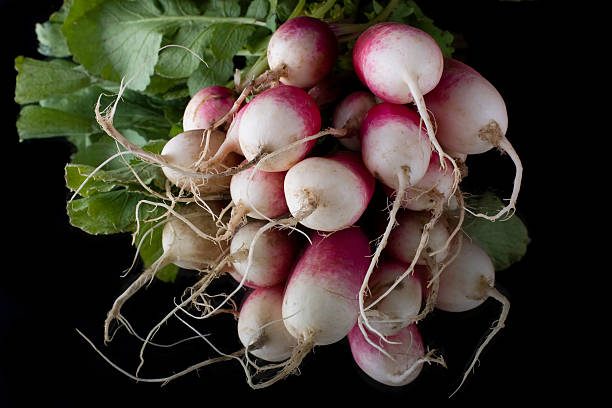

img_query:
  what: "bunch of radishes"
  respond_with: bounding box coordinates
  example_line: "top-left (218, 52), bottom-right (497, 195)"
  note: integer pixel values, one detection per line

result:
top-left (94, 15), bottom-right (521, 394)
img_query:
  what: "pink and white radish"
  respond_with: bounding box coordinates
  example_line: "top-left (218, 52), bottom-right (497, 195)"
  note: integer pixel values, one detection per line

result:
top-left (160, 129), bottom-right (242, 196)
top-left (332, 91), bottom-right (377, 151)
top-left (183, 86), bottom-right (235, 131)
top-left (203, 85), bottom-right (323, 172)
top-left (364, 259), bottom-right (422, 337)
top-left (436, 238), bottom-right (510, 396)
top-left (358, 102), bottom-right (432, 338)
top-left (283, 151), bottom-right (375, 232)
top-left (104, 203), bottom-right (226, 343)
top-left (348, 323), bottom-right (444, 387)
top-left (267, 16), bottom-right (338, 89)
top-left (425, 57), bottom-right (522, 220)
top-left (229, 220), bottom-right (299, 289)
top-left (217, 164), bottom-right (288, 240)
top-left (353, 22), bottom-right (459, 184)
top-left (238, 286), bottom-right (297, 362)
top-left (250, 227), bottom-right (371, 388)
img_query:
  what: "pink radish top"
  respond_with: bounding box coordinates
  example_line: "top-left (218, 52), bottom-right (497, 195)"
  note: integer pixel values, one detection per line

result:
top-left (268, 16), bottom-right (338, 89)
top-left (353, 22), bottom-right (443, 104)
top-left (183, 86), bottom-right (234, 131)
top-left (360, 102), bottom-right (432, 188)
top-left (238, 85), bottom-right (321, 172)
top-left (282, 227), bottom-right (371, 345)
top-left (424, 57), bottom-right (508, 155)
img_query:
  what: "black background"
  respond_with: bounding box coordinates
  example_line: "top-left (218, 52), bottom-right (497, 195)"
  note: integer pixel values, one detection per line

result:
top-left (1, 1), bottom-right (572, 406)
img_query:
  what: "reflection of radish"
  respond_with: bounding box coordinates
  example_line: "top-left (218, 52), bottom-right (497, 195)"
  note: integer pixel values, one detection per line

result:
top-left (426, 58), bottom-right (522, 221)
top-left (238, 286), bottom-right (297, 362)
top-left (437, 239), bottom-right (510, 396)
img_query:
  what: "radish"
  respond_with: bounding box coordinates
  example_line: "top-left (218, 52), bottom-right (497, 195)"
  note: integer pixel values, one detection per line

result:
top-left (283, 151), bottom-right (375, 232)
top-left (332, 91), bottom-right (377, 151)
top-left (203, 85), bottom-right (322, 172)
top-left (250, 227), bottom-right (371, 388)
top-left (103, 203), bottom-right (226, 343)
top-left (267, 16), bottom-right (338, 89)
top-left (358, 102), bottom-right (432, 338)
top-left (391, 152), bottom-right (455, 212)
top-left (217, 165), bottom-right (288, 240)
top-left (238, 286), bottom-right (297, 362)
top-left (348, 323), bottom-right (444, 387)
top-left (364, 259), bottom-right (422, 337)
top-left (160, 129), bottom-right (242, 196)
top-left (182, 86), bottom-right (235, 131)
top-left (353, 22), bottom-right (459, 184)
top-left (425, 57), bottom-right (522, 220)
top-left (229, 220), bottom-right (299, 288)
top-left (436, 238), bottom-right (510, 396)
top-left (386, 210), bottom-right (452, 266)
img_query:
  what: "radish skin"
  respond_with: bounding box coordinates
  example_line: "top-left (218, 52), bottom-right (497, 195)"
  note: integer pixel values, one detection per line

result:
top-left (250, 227), bottom-right (371, 388)
top-left (183, 86), bottom-right (234, 131)
top-left (229, 221), bottom-right (299, 288)
top-left (353, 22), bottom-right (460, 186)
top-left (238, 286), bottom-right (297, 362)
top-left (268, 16), bottom-right (337, 89)
top-left (365, 259), bottom-right (422, 337)
top-left (425, 58), bottom-right (522, 220)
top-left (332, 91), bottom-right (377, 151)
top-left (348, 323), bottom-right (444, 387)
top-left (283, 151), bottom-right (375, 232)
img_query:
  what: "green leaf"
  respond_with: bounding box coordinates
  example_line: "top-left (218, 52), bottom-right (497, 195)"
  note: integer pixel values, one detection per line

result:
top-left (462, 192), bottom-right (530, 271)
top-left (67, 190), bottom-right (152, 235)
top-left (35, 1), bottom-right (71, 57)
top-left (187, 56), bottom-right (234, 96)
top-left (204, 0), bottom-right (241, 17)
top-left (156, 25), bottom-right (215, 79)
top-left (247, 0), bottom-right (269, 19)
top-left (210, 24), bottom-right (256, 60)
top-left (134, 212), bottom-right (179, 282)
top-left (16, 105), bottom-right (96, 140)
top-left (14, 57), bottom-right (92, 104)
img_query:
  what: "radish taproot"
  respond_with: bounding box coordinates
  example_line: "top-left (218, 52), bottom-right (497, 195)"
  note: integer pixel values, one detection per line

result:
top-left (436, 238), bottom-right (510, 396)
top-left (425, 57), bottom-right (522, 220)
top-left (104, 203), bottom-right (226, 343)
